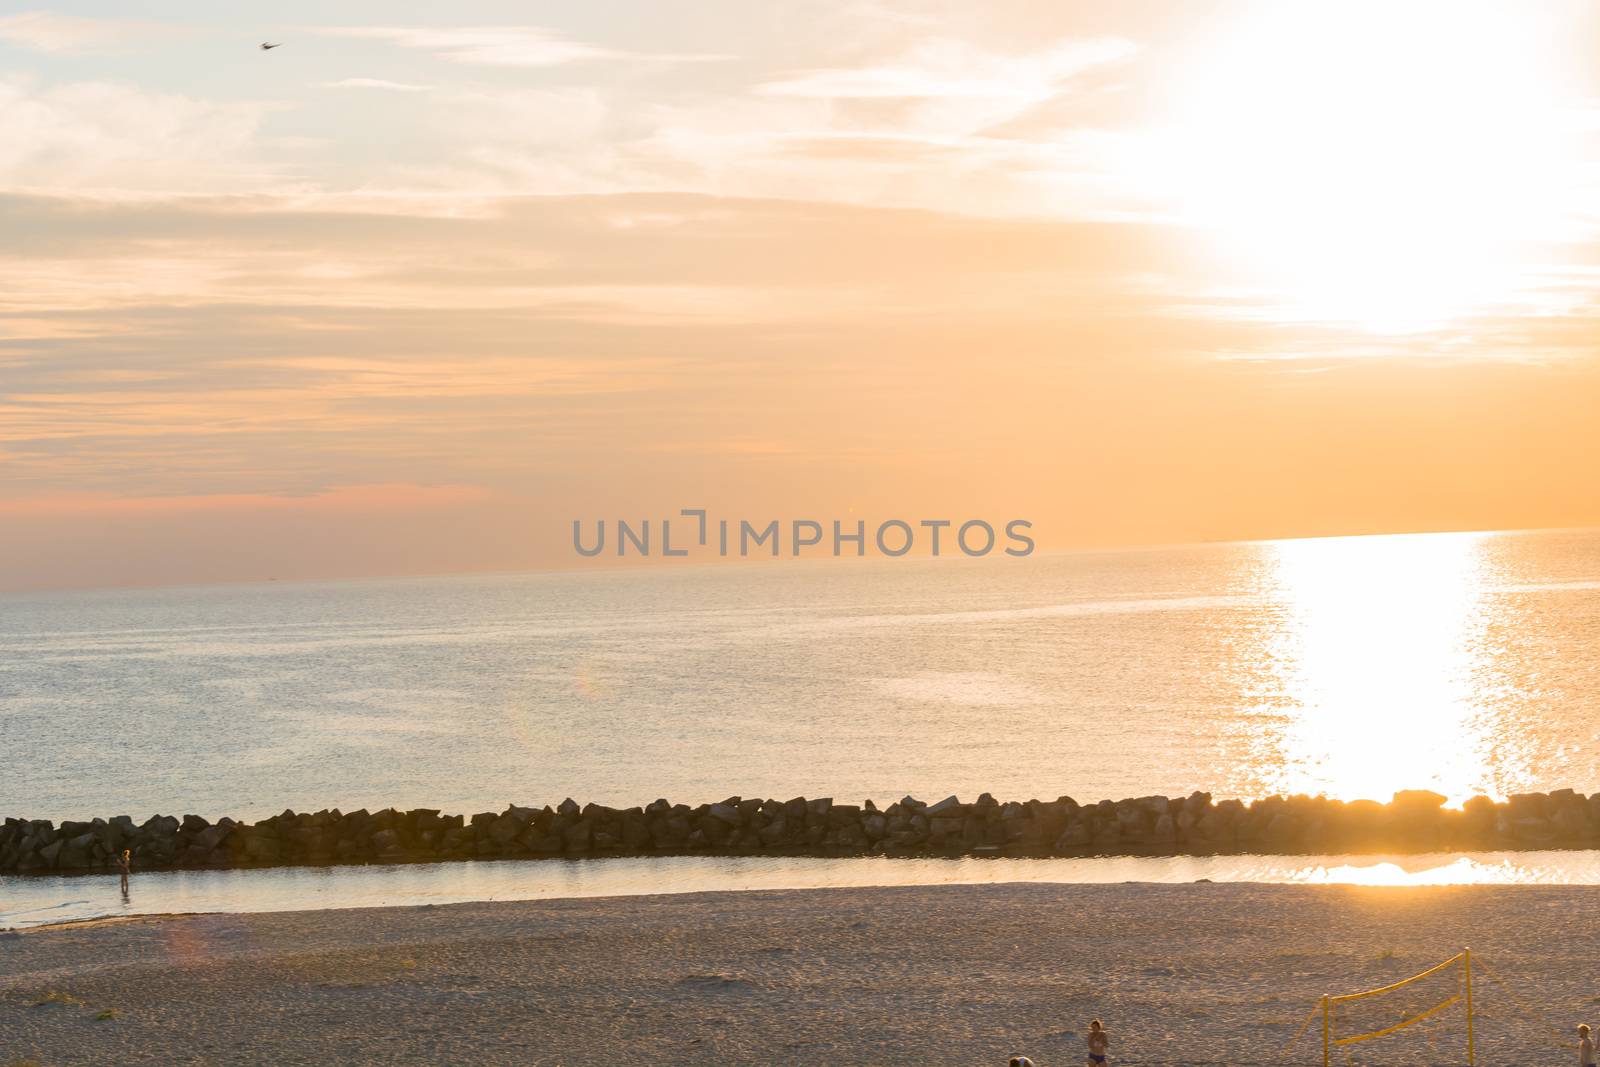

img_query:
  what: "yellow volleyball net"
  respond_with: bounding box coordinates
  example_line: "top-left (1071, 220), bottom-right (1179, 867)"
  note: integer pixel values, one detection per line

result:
top-left (1318, 949), bottom-right (1474, 1065)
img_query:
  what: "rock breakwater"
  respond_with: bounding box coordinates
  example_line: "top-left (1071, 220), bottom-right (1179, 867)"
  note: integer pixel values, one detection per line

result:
top-left (5, 788), bottom-right (1599, 875)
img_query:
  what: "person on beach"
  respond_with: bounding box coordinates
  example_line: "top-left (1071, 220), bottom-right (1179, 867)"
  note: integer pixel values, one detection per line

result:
top-left (1085, 1019), bottom-right (1109, 1065)
top-left (115, 849), bottom-right (131, 895)
top-left (1580, 1023), bottom-right (1595, 1066)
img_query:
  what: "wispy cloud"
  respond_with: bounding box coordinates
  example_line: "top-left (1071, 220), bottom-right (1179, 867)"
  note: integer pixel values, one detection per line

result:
top-left (318, 25), bottom-right (716, 67)
top-left (0, 78), bottom-right (283, 194)
top-left (4, 185), bottom-right (1599, 588)
top-left (0, 191), bottom-right (1190, 506)
top-left (0, 11), bottom-right (150, 55)
top-left (0, 483), bottom-right (488, 518)
top-left (761, 36), bottom-right (1137, 99)
top-left (320, 77), bottom-right (433, 93)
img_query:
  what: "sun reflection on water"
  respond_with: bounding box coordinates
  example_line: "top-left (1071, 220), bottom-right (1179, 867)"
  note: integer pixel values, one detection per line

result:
top-left (1287, 855), bottom-right (1540, 887)
top-left (1262, 532), bottom-right (1499, 805)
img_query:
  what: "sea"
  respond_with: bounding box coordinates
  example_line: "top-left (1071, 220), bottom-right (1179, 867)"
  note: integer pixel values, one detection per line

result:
top-left (4, 527), bottom-right (1600, 925)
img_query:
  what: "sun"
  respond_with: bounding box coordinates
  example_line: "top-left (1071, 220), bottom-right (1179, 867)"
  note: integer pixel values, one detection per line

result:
top-left (1149, 1), bottom-right (1585, 333)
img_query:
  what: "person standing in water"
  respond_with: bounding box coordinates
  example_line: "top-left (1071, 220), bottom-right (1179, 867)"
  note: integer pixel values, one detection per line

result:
top-left (1580, 1023), bottom-right (1595, 1066)
top-left (1085, 1019), bottom-right (1110, 1065)
top-left (115, 849), bottom-right (131, 895)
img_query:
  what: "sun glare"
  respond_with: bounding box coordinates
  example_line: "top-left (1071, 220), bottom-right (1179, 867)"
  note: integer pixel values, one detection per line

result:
top-left (1154, 2), bottom-right (1584, 332)
top-left (1263, 532), bottom-right (1493, 804)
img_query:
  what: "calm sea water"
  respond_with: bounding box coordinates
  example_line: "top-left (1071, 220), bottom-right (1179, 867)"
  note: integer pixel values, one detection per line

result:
top-left (9, 849), bottom-right (1600, 929)
top-left (3, 529), bottom-right (1600, 825)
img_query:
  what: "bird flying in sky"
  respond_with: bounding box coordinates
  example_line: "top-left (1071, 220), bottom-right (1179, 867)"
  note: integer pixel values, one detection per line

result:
top-left (259, 42), bottom-right (281, 50)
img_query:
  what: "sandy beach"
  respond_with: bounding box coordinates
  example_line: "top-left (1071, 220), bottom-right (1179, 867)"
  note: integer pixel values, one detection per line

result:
top-left (1, 881), bottom-right (1593, 1065)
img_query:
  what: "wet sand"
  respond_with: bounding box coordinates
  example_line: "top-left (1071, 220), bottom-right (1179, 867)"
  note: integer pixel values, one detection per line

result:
top-left (1, 882), bottom-right (1592, 1065)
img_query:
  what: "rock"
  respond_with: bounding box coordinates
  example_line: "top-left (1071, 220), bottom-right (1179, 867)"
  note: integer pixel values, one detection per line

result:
top-left (1054, 821), bottom-right (1092, 850)
top-left (1392, 789), bottom-right (1448, 809)
top-left (1511, 817), bottom-right (1556, 845)
top-left (486, 816), bottom-right (523, 845)
top-left (1262, 813), bottom-right (1300, 848)
top-left (1551, 804), bottom-right (1590, 840)
top-left (7, 787), bottom-right (1600, 873)
top-left (1463, 795), bottom-right (1496, 823)
top-left (192, 825), bottom-right (229, 852)
top-left (690, 812), bottom-right (728, 845)
top-left (1195, 811), bottom-right (1233, 847)
top-left (244, 835), bottom-right (282, 864)
top-left (1508, 793), bottom-right (1549, 819)
top-left (562, 820), bottom-right (593, 852)
top-left (620, 810), bottom-right (649, 849)
top-left (58, 836), bottom-right (94, 869)
top-left (828, 804), bottom-right (861, 826)
top-left (142, 814), bottom-right (180, 838)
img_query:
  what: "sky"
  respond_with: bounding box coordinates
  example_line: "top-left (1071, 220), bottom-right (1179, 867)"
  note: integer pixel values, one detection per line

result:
top-left (4, 1), bottom-right (1600, 590)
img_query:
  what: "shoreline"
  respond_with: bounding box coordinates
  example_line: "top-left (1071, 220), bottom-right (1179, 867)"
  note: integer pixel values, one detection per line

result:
top-left (2, 881), bottom-right (1593, 1065)
top-left (2, 872), bottom-right (1591, 935)
top-left (15, 845), bottom-right (1600, 935)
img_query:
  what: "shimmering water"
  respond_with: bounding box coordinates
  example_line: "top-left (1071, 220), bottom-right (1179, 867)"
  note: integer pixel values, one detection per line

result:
top-left (2, 529), bottom-right (1599, 825)
top-left (8, 849), bottom-right (1600, 929)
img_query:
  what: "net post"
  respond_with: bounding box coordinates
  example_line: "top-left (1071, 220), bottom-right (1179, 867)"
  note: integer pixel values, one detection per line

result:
top-left (1463, 948), bottom-right (1475, 1066)
top-left (1322, 994), bottom-right (1331, 1067)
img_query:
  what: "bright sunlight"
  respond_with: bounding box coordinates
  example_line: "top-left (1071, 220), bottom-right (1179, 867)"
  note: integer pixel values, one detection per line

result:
top-left (1152, 1), bottom-right (1586, 332)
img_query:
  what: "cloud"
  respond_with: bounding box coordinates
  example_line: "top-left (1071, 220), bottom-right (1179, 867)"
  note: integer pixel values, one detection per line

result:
top-left (320, 77), bottom-right (433, 93)
top-left (0, 78), bottom-right (282, 194)
top-left (0, 11), bottom-right (145, 55)
top-left (417, 35), bottom-right (1138, 218)
top-left (318, 25), bottom-right (716, 67)
top-left (0, 191), bottom-right (1181, 317)
top-left (760, 36), bottom-right (1137, 100)
top-left (0, 20), bottom-right (1140, 218)
top-left (4, 189), bottom-right (1600, 589)
top-left (0, 190), bottom-right (1203, 513)
top-left (0, 483), bottom-right (488, 518)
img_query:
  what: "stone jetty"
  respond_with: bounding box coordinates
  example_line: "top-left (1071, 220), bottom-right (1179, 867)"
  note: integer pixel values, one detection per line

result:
top-left (5, 788), bottom-right (1600, 875)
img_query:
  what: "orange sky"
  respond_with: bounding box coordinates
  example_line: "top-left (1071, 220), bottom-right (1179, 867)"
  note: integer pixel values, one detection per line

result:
top-left (4, 1), bottom-right (1600, 590)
